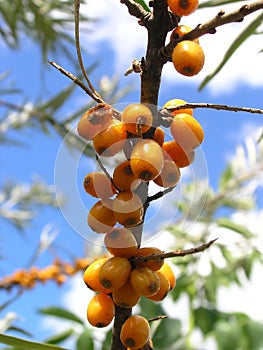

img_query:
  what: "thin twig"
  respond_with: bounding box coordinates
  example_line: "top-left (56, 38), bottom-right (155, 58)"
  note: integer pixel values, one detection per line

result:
top-left (132, 238), bottom-right (218, 265)
top-left (74, 0), bottom-right (104, 103)
top-left (147, 186), bottom-right (176, 203)
top-left (148, 315), bottom-right (168, 322)
top-left (164, 103), bottom-right (263, 115)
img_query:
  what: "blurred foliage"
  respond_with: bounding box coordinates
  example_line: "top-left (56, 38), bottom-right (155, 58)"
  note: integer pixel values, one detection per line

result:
top-left (0, 0), bottom-right (88, 60)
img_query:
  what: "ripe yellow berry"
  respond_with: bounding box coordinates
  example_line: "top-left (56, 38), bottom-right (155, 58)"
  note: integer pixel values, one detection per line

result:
top-left (120, 315), bottom-right (150, 349)
top-left (99, 256), bottom-right (132, 290)
top-left (87, 293), bottom-right (115, 328)
top-left (172, 41), bottom-right (205, 77)
top-left (130, 267), bottom-right (160, 297)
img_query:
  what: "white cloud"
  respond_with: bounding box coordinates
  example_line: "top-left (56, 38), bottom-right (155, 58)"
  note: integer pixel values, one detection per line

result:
top-left (83, 0), bottom-right (263, 94)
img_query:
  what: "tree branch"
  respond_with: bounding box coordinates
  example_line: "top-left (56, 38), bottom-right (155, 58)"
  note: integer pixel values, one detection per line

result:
top-left (120, 0), bottom-right (152, 26)
top-left (132, 239), bottom-right (218, 265)
top-left (160, 0), bottom-right (263, 61)
top-left (48, 61), bottom-right (103, 103)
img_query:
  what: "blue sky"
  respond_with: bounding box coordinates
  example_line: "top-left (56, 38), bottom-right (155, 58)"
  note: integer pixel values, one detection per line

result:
top-left (1, 0), bottom-right (263, 345)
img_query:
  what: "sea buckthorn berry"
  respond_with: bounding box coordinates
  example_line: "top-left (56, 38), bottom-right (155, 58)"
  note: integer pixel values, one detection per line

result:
top-left (112, 191), bottom-right (144, 227)
top-left (133, 247), bottom-right (164, 271)
top-left (93, 119), bottom-right (127, 157)
top-left (162, 140), bottom-right (195, 168)
top-left (112, 281), bottom-right (140, 308)
top-left (83, 172), bottom-right (117, 199)
top-left (130, 267), bottom-right (161, 297)
top-left (170, 113), bottom-right (204, 149)
top-left (154, 159), bottom-right (181, 188)
top-left (104, 227), bottom-right (138, 257)
top-left (87, 199), bottom-right (116, 233)
top-left (159, 262), bottom-right (176, 290)
top-left (83, 257), bottom-right (110, 293)
top-left (99, 256), bottom-right (132, 290)
top-left (87, 293), bottom-right (115, 328)
top-left (148, 271), bottom-right (170, 301)
top-left (121, 103), bottom-right (153, 135)
top-left (163, 98), bottom-right (193, 116)
top-left (120, 315), bottom-right (150, 349)
top-left (77, 104), bottom-right (112, 140)
top-left (113, 160), bottom-right (141, 192)
top-left (153, 127), bottom-right (165, 146)
top-left (172, 40), bottom-right (205, 77)
top-left (130, 139), bottom-right (164, 181)
top-left (170, 25), bottom-right (199, 44)
top-left (168, 0), bottom-right (199, 17)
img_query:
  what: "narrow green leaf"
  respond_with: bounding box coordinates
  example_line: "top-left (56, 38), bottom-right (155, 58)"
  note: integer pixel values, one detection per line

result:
top-left (38, 307), bottom-right (84, 325)
top-left (7, 326), bottom-right (32, 338)
top-left (0, 334), bottom-right (67, 350)
top-left (152, 318), bottom-right (182, 349)
top-left (216, 217), bottom-right (254, 238)
top-left (44, 329), bottom-right (74, 345)
top-left (38, 84), bottom-right (76, 114)
top-left (134, 0), bottom-right (151, 12)
top-left (76, 330), bottom-right (94, 350)
top-left (199, 12), bottom-right (263, 90)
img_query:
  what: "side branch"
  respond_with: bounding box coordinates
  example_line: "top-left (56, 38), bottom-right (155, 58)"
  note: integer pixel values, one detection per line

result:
top-left (160, 0), bottom-right (263, 61)
top-left (120, 0), bottom-right (151, 25)
top-left (48, 61), bottom-right (103, 103)
top-left (132, 239), bottom-right (218, 265)
top-left (164, 102), bottom-right (263, 114)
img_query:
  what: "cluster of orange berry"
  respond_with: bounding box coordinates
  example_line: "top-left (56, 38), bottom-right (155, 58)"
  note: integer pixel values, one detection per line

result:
top-left (83, 242), bottom-right (176, 348)
top-left (77, 99), bottom-right (204, 348)
top-left (78, 101), bottom-right (204, 234)
top-left (0, 258), bottom-right (90, 291)
top-left (167, 0), bottom-right (205, 76)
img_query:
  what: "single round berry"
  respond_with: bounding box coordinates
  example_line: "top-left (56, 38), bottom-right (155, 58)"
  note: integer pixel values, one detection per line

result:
top-left (83, 172), bottom-right (117, 198)
top-left (170, 25), bottom-right (199, 44)
top-left (121, 103), bottom-right (153, 135)
top-left (132, 247), bottom-right (164, 271)
top-left (170, 112), bottom-right (204, 149)
top-left (87, 293), bottom-right (115, 328)
top-left (130, 139), bottom-right (164, 181)
top-left (77, 104), bottom-right (113, 140)
top-left (154, 159), bottom-right (181, 188)
top-left (120, 315), bottom-right (150, 349)
top-left (113, 160), bottom-right (141, 192)
top-left (162, 140), bottom-right (195, 168)
top-left (168, 0), bottom-right (199, 17)
top-left (147, 271), bottom-right (170, 301)
top-left (99, 256), bottom-right (132, 290)
top-left (93, 119), bottom-right (127, 156)
top-left (104, 227), bottom-right (138, 257)
top-left (163, 98), bottom-right (193, 116)
top-left (112, 191), bottom-right (144, 227)
top-left (172, 40), bottom-right (205, 77)
top-left (83, 257), bottom-right (110, 293)
top-left (159, 262), bottom-right (176, 290)
top-left (87, 199), bottom-right (116, 233)
top-left (112, 281), bottom-right (140, 308)
top-left (130, 267), bottom-right (161, 297)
